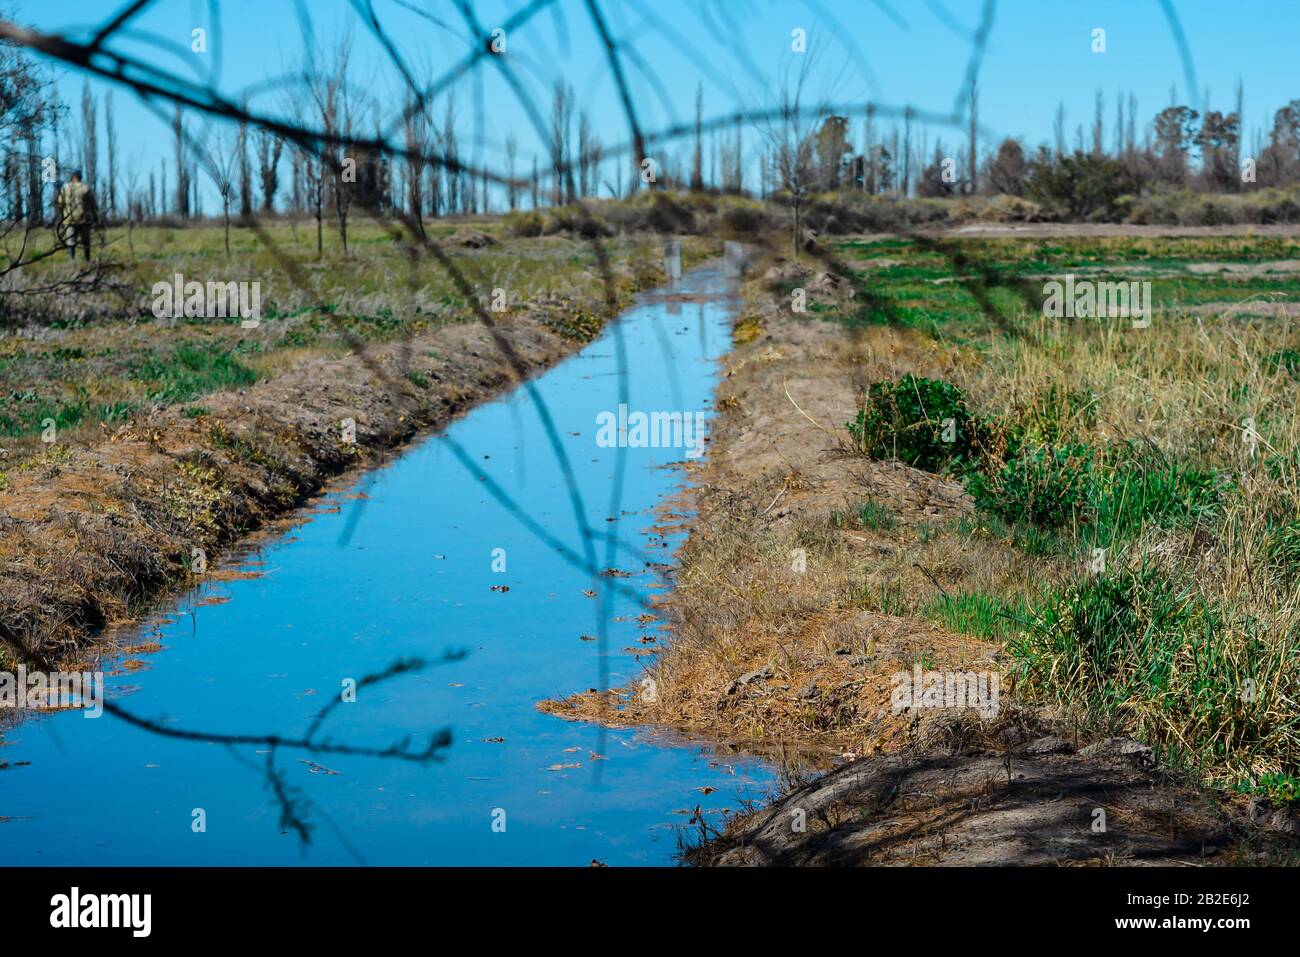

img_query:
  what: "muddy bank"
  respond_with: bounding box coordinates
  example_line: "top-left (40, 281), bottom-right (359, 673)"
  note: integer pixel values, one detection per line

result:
top-left (0, 256), bottom-right (682, 666)
top-left (542, 264), bottom-right (1300, 866)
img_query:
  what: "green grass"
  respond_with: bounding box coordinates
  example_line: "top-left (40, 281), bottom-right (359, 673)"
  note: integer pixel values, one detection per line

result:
top-left (1, 221), bottom-right (697, 454)
top-left (1009, 564), bottom-right (1300, 783)
top-left (134, 346), bottom-right (259, 405)
top-left (831, 497), bottom-right (897, 532)
top-left (858, 499), bottom-right (896, 531)
top-left (826, 234), bottom-right (1300, 341)
top-left (923, 589), bottom-right (1032, 644)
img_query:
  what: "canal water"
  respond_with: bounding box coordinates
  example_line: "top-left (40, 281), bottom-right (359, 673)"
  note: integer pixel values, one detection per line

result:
top-left (0, 266), bottom-right (775, 866)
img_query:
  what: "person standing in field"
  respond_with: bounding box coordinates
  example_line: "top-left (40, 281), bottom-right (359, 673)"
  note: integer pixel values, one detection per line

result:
top-left (56, 169), bottom-right (97, 260)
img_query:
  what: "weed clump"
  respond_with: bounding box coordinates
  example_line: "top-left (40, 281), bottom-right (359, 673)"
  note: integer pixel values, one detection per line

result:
top-left (1012, 564), bottom-right (1299, 785)
top-left (503, 210), bottom-right (544, 237)
top-left (847, 374), bottom-right (983, 471)
top-left (967, 442), bottom-right (1095, 530)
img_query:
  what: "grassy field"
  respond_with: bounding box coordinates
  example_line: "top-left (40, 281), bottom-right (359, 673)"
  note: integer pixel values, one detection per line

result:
top-left (0, 219), bottom-right (700, 469)
top-left (823, 233), bottom-right (1300, 803)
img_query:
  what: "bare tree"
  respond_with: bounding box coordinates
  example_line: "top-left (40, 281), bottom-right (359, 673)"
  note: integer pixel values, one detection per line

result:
top-left (756, 58), bottom-right (820, 258)
top-left (237, 104), bottom-right (252, 218)
top-left (577, 110), bottom-right (593, 198)
top-left (122, 148), bottom-right (142, 253)
top-left (691, 83), bottom-right (704, 192)
top-left (307, 36), bottom-right (356, 253)
top-left (403, 91), bottom-right (432, 234)
top-left (256, 126), bottom-right (284, 213)
top-left (104, 89), bottom-right (116, 219)
top-left (504, 134), bottom-right (518, 209)
top-left (966, 83), bottom-right (978, 194)
top-left (172, 104), bottom-right (188, 217)
top-left (193, 125), bottom-right (238, 256)
top-left (80, 79), bottom-right (96, 200)
top-left (550, 80), bottom-right (574, 206)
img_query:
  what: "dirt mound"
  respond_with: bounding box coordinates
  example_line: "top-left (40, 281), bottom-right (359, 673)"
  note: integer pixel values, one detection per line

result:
top-left (447, 228), bottom-right (499, 248)
top-left (694, 745), bottom-right (1286, 866)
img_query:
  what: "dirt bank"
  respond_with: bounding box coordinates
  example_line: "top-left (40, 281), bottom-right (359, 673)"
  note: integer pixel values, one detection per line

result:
top-left (541, 261), bottom-right (1300, 866)
top-left (0, 252), bottom-right (684, 668)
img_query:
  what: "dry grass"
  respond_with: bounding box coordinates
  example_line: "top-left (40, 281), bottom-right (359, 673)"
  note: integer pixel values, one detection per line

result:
top-left (548, 239), bottom-right (1300, 804)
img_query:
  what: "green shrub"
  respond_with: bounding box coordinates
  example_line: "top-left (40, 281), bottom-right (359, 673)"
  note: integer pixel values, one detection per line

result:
top-left (967, 442), bottom-right (1095, 529)
top-left (847, 374), bottom-right (982, 471)
top-left (503, 210), bottom-right (544, 238)
top-left (1091, 450), bottom-right (1229, 540)
top-left (720, 203), bottom-right (768, 235)
top-left (1024, 150), bottom-right (1136, 220)
top-left (1013, 566), bottom-right (1204, 715)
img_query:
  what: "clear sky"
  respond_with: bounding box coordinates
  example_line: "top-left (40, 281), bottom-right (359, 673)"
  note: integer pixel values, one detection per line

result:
top-left (12, 1), bottom-right (1300, 206)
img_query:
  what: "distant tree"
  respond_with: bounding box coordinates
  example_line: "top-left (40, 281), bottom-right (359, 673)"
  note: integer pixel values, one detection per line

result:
top-left (814, 114), bottom-right (849, 191)
top-left (504, 134), bottom-right (518, 210)
top-left (1260, 99), bottom-right (1300, 186)
top-left (104, 90), bottom-right (116, 219)
top-left (1153, 105), bottom-right (1199, 185)
top-left (917, 144), bottom-right (952, 197)
top-left (1197, 110), bottom-right (1239, 191)
top-left (441, 98), bottom-right (457, 214)
top-left (80, 79), bottom-right (97, 203)
top-left (402, 95), bottom-right (431, 233)
top-left (307, 37), bottom-right (355, 252)
top-left (901, 107), bottom-right (913, 197)
top-left (236, 104), bottom-right (252, 217)
top-left (256, 127), bottom-right (284, 213)
top-left (577, 111), bottom-right (593, 197)
top-left (549, 80), bottom-right (574, 205)
top-left (756, 59), bottom-right (820, 256)
top-left (193, 127), bottom-right (238, 256)
top-left (1025, 149), bottom-right (1134, 219)
top-left (986, 138), bottom-right (1025, 196)
top-left (690, 83), bottom-right (703, 192)
top-left (172, 104), bottom-right (188, 216)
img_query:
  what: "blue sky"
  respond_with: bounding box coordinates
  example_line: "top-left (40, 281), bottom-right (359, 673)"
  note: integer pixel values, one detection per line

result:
top-left (15, 1), bottom-right (1300, 206)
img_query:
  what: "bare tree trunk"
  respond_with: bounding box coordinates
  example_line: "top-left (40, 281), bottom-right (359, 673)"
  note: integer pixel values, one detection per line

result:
top-left (105, 90), bottom-right (117, 220)
top-left (966, 84), bottom-right (978, 195)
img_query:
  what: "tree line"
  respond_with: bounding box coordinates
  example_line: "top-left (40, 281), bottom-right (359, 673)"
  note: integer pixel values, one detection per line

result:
top-left (7, 25), bottom-right (1300, 240)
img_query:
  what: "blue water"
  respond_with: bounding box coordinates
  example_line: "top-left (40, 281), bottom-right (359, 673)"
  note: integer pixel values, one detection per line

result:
top-left (0, 267), bottom-right (774, 865)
